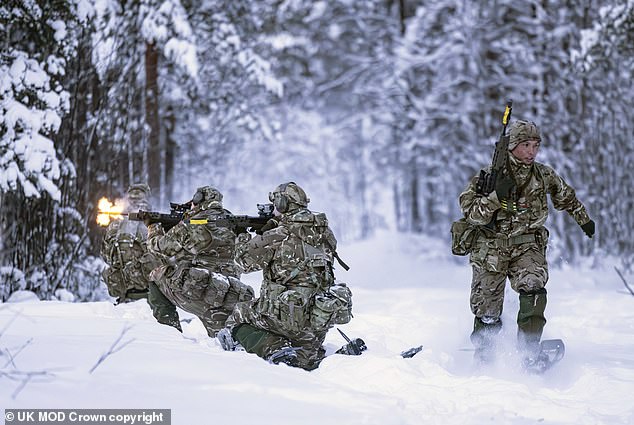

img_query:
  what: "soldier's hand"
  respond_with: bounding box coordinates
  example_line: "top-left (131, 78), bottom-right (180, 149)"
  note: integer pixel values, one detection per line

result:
top-left (146, 222), bottom-right (163, 237)
top-left (257, 218), bottom-right (279, 235)
top-left (495, 174), bottom-right (515, 200)
top-left (580, 220), bottom-right (595, 238)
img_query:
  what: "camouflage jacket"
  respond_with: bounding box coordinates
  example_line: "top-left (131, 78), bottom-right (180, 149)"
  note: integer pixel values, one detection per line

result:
top-left (235, 208), bottom-right (337, 289)
top-left (460, 155), bottom-right (591, 238)
top-left (147, 207), bottom-right (242, 278)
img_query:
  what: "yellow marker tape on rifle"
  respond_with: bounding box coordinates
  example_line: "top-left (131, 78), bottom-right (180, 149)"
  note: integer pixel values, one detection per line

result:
top-left (189, 219), bottom-right (208, 225)
top-left (503, 104), bottom-right (511, 125)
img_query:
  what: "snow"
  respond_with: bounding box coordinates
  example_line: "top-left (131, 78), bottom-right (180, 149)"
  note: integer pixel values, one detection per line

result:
top-left (1, 231), bottom-right (633, 424)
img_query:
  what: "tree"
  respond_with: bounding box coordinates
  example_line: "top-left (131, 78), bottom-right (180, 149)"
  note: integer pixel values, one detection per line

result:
top-left (0, 0), bottom-right (99, 300)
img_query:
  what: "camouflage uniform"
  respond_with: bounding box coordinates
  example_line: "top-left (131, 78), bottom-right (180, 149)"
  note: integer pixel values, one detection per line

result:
top-left (459, 120), bottom-right (594, 358)
top-left (146, 186), bottom-right (254, 337)
top-left (101, 184), bottom-right (159, 303)
top-left (223, 182), bottom-right (353, 371)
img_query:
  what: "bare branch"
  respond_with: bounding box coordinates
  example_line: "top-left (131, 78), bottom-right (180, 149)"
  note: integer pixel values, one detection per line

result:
top-left (89, 324), bottom-right (135, 374)
top-left (0, 369), bottom-right (57, 399)
top-left (615, 266), bottom-right (634, 297)
top-left (3, 337), bottom-right (34, 368)
top-left (0, 308), bottom-right (24, 340)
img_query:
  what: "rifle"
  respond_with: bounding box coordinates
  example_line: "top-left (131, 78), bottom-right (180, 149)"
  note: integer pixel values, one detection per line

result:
top-left (126, 202), bottom-right (191, 231)
top-left (129, 203), bottom-right (275, 233)
top-left (475, 100), bottom-right (513, 195)
top-left (199, 203), bottom-right (275, 234)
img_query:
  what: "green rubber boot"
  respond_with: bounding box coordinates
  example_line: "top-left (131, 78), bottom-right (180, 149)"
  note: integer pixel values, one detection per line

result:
top-left (471, 316), bottom-right (502, 363)
top-left (517, 288), bottom-right (547, 356)
top-left (233, 324), bottom-right (297, 366)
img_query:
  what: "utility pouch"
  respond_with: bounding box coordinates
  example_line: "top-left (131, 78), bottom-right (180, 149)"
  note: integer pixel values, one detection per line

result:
top-left (310, 282), bottom-right (353, 329)
top-left (257, 283), bottom-right (286, 317)
top-left (222, 276), bottom-right (255, 307)
top-left (182, 267), bottom-right (210, 300)
top-left (278, 289), bottom-right (311, 332)
top-left (204, 272), bottom-right (231, 308)
top-left (451, 218), bottom-right (479, 256)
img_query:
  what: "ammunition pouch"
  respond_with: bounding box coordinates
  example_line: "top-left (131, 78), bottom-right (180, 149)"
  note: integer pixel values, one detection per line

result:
top-left (278, 288), bottom-right (313, 332)
top-left (257, 283), bottom-right (315, 332)
top-left (182, 267), bottom-right (213, 301)
top-left (310, 282), bottom-right (353, 329)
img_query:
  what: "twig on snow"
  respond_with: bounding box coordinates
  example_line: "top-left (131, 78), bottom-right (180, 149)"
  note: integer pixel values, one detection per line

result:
top-left (2, 337), bottom-right (33, 368)
top-left (615, 266), bottom-right (634, 297)
top-left (89, 324), bottom-right (135, 374)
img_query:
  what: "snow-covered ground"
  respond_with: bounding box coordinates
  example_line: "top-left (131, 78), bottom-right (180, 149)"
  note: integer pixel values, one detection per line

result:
top-left (2, 231), bottom-right (633, 425)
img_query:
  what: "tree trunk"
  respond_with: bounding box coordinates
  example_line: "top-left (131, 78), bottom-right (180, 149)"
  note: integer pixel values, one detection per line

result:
top-left (164, 106), bottom-right (176, 204)
top-left (410, 158), bottom-right (423, 233)
top-left (145, 41), bottom-right (161, 194)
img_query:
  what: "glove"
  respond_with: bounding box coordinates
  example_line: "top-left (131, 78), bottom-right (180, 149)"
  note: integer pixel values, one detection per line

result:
top-left (580, 220), bottom-right (595, 238)
top-left (495, 174), bottom-right (515, 200)
top-left (146, 222), bottom-right (163, 238)
top-left (256, 218), bottom-right (279, 235)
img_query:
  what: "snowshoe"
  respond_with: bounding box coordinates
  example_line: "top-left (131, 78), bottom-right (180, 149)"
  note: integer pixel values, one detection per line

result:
top-left (401, 345), bottom-right (423, 358)
top-left (522, 339), bottom-right (565, 374)
top-left (335, 338), bottom-right (367, 356)
top-left (335, 328), bottom-right (367, 355)
top-left (268, 346), bottom-right (299, 366)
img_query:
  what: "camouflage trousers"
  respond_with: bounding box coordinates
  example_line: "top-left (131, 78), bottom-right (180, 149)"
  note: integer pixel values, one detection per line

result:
top-left (150, 264), bottom-right (254, 337)
top-left (226, 297), bottom-right (330, 371)
top-left (469, 238), bottom-right (548, 321)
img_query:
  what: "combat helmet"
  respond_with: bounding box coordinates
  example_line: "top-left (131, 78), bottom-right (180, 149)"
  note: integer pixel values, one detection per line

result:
top-left (127, 183), bottom-right (151, 210)
top-left (191, 186), bottom-right (224, 210)
top-left (269, 182), bottom-right (309, 213)
top-left (508, 120), bottom-right (541, 151)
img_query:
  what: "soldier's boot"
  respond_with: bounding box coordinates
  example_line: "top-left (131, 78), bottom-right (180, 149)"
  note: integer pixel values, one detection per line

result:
top-left (335, 338), bottom-right (367, 356)
top-left (147, 282), bottom-right (182, 332)
top-left (471, 316), bottom-right (502, 364)
top-left (233, 323), bottom-right (298, 367)
top-left (517, 288), bottom-right (547, 361)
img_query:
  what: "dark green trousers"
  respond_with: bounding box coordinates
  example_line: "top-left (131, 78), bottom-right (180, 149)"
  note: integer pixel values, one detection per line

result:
top-left (148, 281), bottom-right (181, 332)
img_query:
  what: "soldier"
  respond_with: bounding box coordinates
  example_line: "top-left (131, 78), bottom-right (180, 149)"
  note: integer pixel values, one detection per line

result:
top-left (101, 183), bottom-right (158, 304)
top-left (459, 119), bottom-right (595, 364)
top-left (146, 186), bottom-right (254, 337)
top-left (218, 182), bottom-right (357, 371)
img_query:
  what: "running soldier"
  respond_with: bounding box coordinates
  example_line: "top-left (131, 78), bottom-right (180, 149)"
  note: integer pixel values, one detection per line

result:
top-left (459, 119), bottom-right (595, 364)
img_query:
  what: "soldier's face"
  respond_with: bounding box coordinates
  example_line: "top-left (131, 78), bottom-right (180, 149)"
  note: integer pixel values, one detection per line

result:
top-left (511, 140), bottom-right (540, 165)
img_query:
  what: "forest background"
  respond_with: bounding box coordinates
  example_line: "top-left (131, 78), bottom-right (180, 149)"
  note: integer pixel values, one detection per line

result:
top-left (1, 0), bottom-right (633, 301)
